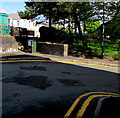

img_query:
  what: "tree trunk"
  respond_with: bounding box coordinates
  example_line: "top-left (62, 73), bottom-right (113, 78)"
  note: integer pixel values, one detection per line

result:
top-left (77, 15), bottom-right (87, 49)
top-left (73, 9), bottom-right (79, 34)
top-left (77, 15), bottom-right (82, 36)
top-left (49, 16), bottom-right (51, 28)
top-left (64, 19), bottom-right (66, 28)
top-left (68, 14), bottom-right (72, 34)
top-left (49, 7), bottom-right (52, 28)
top-left (74, 14), bottom-right (77, 34)
top-left (83, 20), bottom-right (86, 33)
top-left (75, 23), bottom-right (77, 34)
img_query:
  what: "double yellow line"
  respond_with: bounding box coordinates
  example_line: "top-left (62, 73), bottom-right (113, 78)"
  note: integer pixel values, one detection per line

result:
top-left (0, 60), bottom-right (57, 63)
top-left (64, 92), bottom-right (119, 118)
top-left (0, 60), bottom-right (119, 69)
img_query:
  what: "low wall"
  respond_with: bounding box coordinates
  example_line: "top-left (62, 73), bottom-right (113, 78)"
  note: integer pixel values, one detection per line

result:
top-left (37, 42), bottom-right (68, 56)
top-left (0, 36), bottom-right (19, 53)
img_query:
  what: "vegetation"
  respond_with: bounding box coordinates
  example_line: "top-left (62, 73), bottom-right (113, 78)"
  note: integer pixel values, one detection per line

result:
top-left (86, 21), bottom-right (101, 33)
top-left (18, 1), bottom-right (120, 59)
top-left (69, 39), bottom-right (120, 59)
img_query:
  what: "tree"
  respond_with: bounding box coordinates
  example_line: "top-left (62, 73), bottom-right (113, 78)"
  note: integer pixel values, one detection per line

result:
top-left (93, 1), bottom-right (120, 38)
top-left (18, 11), bottom-right (29, 19)
top-left (71, 2), bottom-right (93, 48)
top-left (19, 2), bottom-right (57, 28)
top-left (86, 21), bottom-right (101, 33)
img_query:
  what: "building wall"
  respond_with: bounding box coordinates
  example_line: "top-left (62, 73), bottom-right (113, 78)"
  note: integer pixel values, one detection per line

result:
top-left (9, 17), bottom-right (48, 37)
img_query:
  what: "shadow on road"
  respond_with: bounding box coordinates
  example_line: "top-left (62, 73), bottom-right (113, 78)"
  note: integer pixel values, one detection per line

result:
top-left (1, 54), bottom-right (51, 61)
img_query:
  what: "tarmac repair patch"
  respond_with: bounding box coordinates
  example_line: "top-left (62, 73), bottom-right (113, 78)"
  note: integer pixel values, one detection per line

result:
top-left (3, 76), bottom-right (52, 90)
top-left (57, 79), bottom-right (86, 86)
top-left (20, 65), bottom-right (46, 71)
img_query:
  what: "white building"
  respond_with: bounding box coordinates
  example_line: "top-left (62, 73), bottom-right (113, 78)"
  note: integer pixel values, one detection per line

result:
top-left (8, 12), bottom-right (48, 37)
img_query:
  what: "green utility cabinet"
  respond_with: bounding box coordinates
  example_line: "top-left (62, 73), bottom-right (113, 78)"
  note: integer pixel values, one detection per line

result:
top-left (28, 39), bottom-right (37, 53)
top-left (32, 40), bottom-right (36, 53)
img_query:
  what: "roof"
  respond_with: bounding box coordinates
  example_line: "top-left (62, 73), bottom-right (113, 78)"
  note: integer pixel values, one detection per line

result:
top-left (8, 12), bottom-right (21, 20)
top-left (0, 13), bottom-right (8, 17)
top-left (0, 10), bottom-right (8, 14)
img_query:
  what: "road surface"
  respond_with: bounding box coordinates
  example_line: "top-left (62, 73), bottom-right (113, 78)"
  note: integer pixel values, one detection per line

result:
top-left (1, 55), bottom-right (119, 118)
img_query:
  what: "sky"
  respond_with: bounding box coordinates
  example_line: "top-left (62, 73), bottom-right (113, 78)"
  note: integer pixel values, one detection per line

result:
top-left (1, 2), bottom-right (26, 14)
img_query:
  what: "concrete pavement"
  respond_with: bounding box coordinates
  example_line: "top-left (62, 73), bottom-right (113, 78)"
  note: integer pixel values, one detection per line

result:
top-left (30, 53), bottom-right (119, 68)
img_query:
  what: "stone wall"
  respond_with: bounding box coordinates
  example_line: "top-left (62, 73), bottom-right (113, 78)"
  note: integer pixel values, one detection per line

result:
top-left (0, 36), bottom-right (19, 53)
top-left (37, 42), bottom-right (68, 56)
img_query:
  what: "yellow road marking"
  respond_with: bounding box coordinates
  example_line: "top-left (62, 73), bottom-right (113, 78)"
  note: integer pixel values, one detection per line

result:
top-left (56, 61), bottom-right (120, 69)
top-left (0, 60), bottom-right (119, 69)
top-left (0, 60), bottom-right (57, 63)
top-left (76, 94), bottom-right (119, 118)
top-left (64, 92), bottom-right (119, 118)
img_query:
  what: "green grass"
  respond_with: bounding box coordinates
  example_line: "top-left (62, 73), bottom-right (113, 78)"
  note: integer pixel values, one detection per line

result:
top-left (69, 39), bottom-right (120, 58)
top-left (88, 39), bottom-right (120, 58)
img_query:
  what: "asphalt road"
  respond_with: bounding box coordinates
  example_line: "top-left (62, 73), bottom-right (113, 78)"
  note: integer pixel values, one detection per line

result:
top-left (1, 55), bottom-right (119, 118)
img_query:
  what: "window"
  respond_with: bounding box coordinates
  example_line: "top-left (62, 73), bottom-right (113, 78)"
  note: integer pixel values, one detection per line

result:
top-left (17, 20), bottom-right (19, 26)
